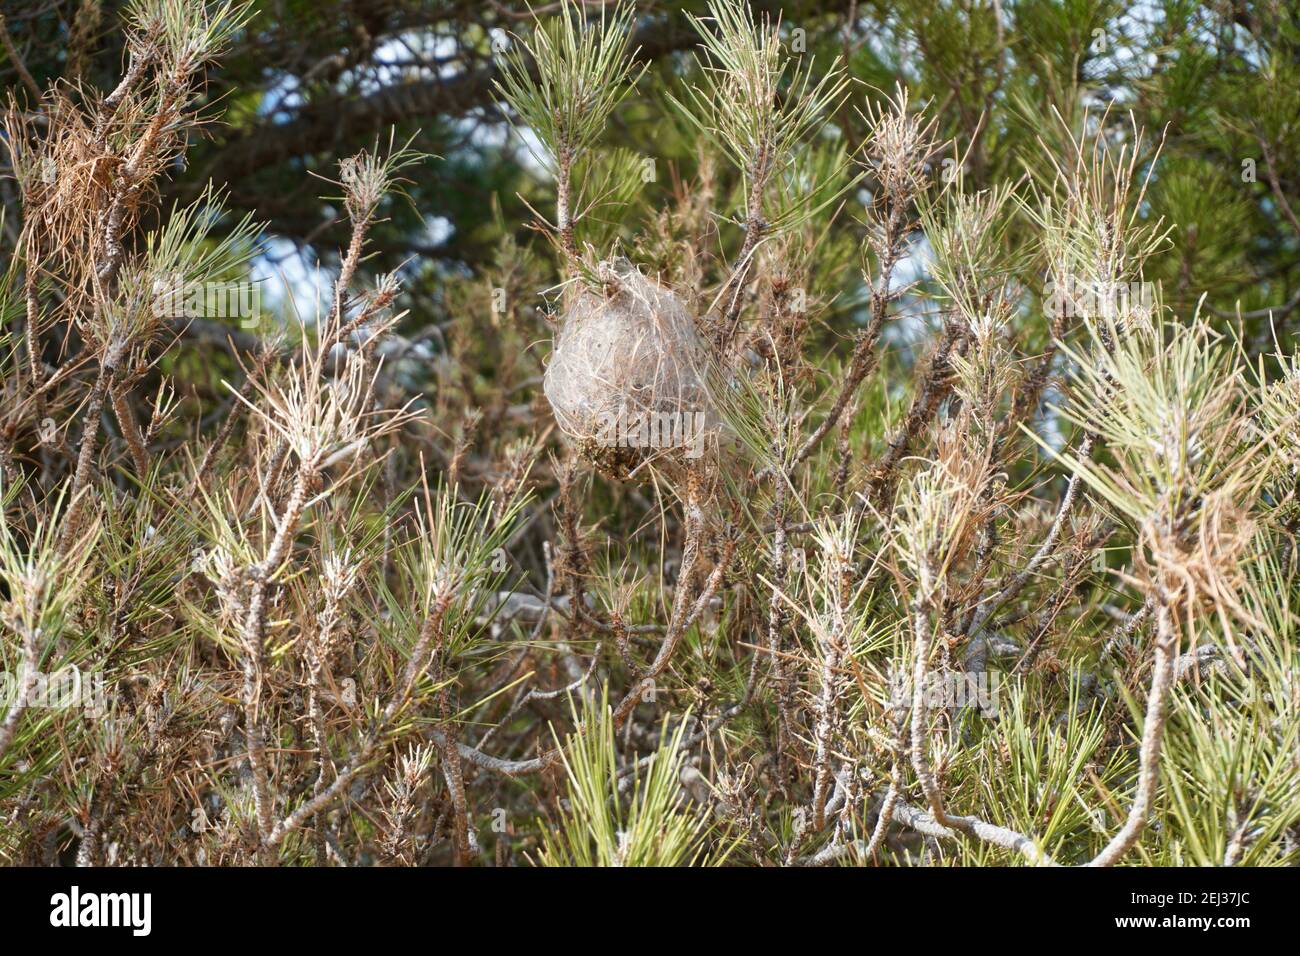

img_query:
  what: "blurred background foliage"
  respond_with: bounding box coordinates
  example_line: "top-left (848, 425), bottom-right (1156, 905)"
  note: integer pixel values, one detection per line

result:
top-left (3, 0), bottom-right (1296, 346)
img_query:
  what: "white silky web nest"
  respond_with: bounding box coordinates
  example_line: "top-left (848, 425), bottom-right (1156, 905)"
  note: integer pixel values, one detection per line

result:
top-left (544, 259), bottom-right (715, 481)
